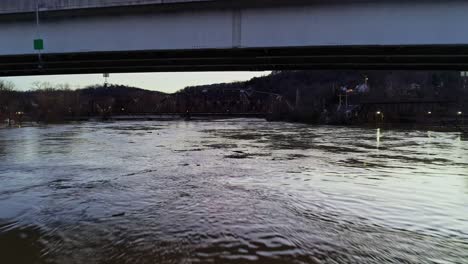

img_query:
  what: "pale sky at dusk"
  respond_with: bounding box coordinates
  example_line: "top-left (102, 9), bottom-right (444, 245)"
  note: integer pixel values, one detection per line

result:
top-left (3, 71), bottom-right (271, 93)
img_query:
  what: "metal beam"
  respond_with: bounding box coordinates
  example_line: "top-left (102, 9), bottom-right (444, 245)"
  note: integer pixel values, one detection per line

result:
top-left (1, 0), bottom-right (468, 75)
top-left (2, 45), bottom-right (468, 76)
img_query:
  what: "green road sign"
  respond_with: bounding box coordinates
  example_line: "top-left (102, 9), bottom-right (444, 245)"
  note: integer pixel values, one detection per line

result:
top-left (34, 39), bottom-right (44, 50)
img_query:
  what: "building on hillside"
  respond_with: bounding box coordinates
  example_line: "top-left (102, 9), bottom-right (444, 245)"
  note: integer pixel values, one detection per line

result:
top-left (355, 83), bottom-right (370, 93)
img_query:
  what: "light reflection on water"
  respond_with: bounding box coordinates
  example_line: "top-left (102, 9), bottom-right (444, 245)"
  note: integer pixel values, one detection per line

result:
top-left (0, 119), bottom-right (467, 263)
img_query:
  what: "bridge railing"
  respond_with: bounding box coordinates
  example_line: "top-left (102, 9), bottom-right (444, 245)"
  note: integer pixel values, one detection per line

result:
top-left (0, 0), bottom-right (208, 14)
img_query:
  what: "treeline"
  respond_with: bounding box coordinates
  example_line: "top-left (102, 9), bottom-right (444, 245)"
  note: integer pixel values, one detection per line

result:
top-left (1, 70), bottom-right (467, 124)
top-left (160, 70), bottom-right (468, 121)
top-left (0, 82), bottom-right (167, 122)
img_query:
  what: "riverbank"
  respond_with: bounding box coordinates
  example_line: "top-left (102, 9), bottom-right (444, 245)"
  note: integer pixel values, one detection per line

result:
top-left (3, 117), bottom-right (468, 134)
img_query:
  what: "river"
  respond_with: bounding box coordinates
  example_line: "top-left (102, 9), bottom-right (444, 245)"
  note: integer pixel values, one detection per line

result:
top-left (0, 119), bottom-right (467, 263)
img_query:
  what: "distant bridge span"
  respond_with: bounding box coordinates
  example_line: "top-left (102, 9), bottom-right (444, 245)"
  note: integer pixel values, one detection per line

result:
top-left (1, 0), bottom-right (468, 76)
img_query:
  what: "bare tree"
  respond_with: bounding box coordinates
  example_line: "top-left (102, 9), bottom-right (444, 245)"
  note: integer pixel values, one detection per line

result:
top-left (0, 80), bottom-right (16, 125)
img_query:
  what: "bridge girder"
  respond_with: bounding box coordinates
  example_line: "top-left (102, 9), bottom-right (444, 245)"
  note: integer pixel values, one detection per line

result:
top-left (1, 0), bottom-right (468, 75)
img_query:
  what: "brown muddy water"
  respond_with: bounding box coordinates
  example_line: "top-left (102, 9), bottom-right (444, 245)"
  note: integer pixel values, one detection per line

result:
top-left (0, 119), bottom-right (467, 264)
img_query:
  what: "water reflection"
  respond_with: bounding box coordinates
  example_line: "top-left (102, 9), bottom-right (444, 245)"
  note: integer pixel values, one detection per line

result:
top-left (0, 120), bottom-right (467, 263)
top-left (376, 128), bottom-right (381, 148)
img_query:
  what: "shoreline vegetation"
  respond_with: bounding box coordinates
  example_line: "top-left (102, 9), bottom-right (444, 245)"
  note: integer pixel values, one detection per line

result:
top-left (1, 70), bottom-right (467, 131)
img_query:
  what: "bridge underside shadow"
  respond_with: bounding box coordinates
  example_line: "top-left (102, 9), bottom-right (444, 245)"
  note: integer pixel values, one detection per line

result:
top-left (3, 45), bottom-right (468, 76)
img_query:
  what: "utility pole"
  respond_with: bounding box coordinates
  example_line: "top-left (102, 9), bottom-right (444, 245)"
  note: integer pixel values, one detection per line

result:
top-left (103, 73), bottom-right (110, 88)
top-left (35, 0), bottom-right (43, 68)
top-left (338, 94), bottom-right (342, 109)
top-left (345, 92), bottom-right (348, 109)
top-left (295, 87), bottom-right (301, 111)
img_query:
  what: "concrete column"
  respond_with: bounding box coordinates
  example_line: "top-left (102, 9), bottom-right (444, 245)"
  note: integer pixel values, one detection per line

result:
top-left (232, 9), bottom-right (242, 48)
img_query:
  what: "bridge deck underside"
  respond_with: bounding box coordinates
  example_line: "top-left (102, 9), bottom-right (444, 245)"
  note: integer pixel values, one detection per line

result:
top-left (2, 45), bottom-right (468, 76)
top-left (2, 1), bottom-right (468, 75)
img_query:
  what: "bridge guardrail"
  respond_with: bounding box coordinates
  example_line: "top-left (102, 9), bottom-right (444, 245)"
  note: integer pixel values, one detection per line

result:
top-left (0, 0), bottom-right (209, 14)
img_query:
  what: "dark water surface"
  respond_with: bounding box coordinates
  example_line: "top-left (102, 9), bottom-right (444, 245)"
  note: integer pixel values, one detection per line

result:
top-left (0, 119), bottom-right (467, 264)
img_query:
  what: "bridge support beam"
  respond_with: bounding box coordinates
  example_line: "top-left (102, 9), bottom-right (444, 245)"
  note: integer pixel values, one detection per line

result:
top-left (1, 0), bottom-right (468, 75)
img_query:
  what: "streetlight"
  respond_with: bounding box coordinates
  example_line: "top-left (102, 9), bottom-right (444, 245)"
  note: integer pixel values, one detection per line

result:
top-left (457, 111), bottom-right (464, 126)
top-left (375, 111), bottom-right (383, 124)
top-left (427, 111), bottom-right (432, 115)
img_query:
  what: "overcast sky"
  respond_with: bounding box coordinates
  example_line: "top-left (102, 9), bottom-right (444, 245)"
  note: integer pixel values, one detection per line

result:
top-left (2, 71), bottom-right (271, 93)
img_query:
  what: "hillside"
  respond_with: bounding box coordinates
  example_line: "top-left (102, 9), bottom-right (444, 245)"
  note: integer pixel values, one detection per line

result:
top-left (160, 70), bottom-right (467, 123)
top-left (1, 70), bottom-right (467, 124)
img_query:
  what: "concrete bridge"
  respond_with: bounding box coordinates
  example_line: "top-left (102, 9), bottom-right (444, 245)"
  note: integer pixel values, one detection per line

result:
top-left (1, 0), bottom-right (468, 76)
